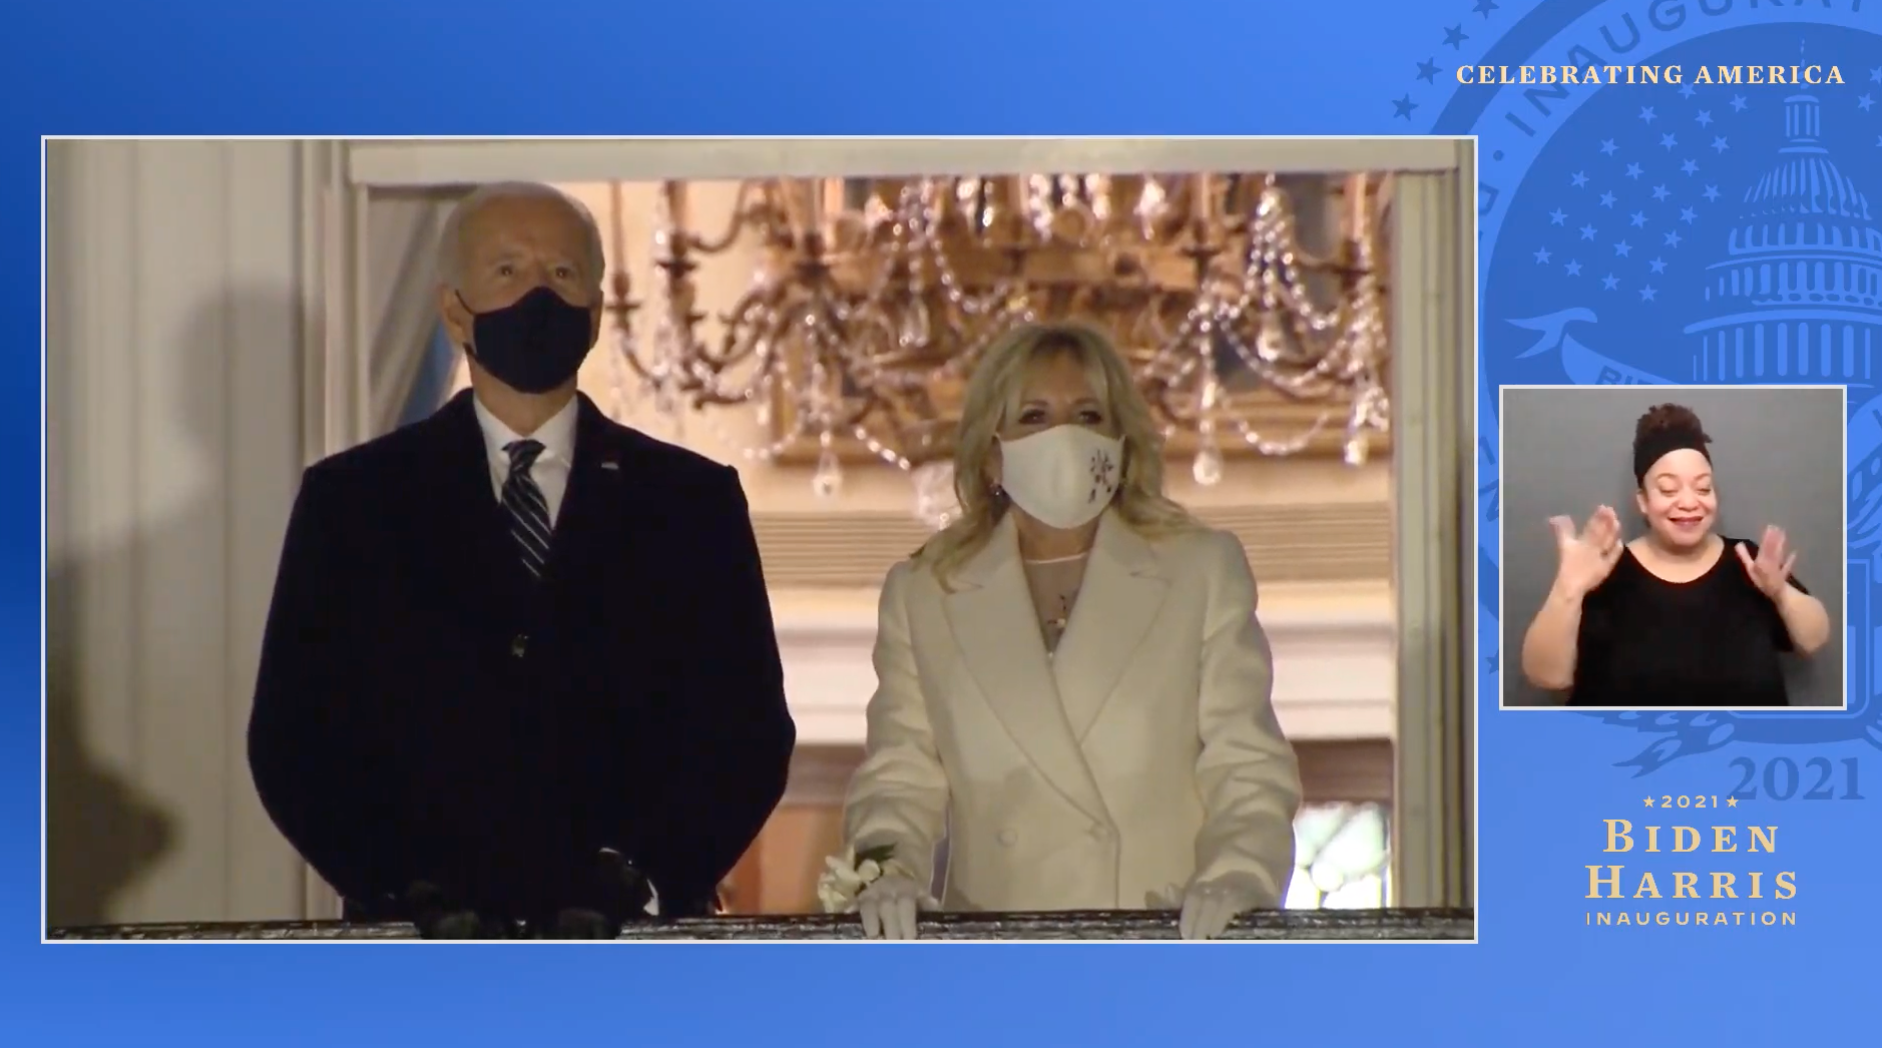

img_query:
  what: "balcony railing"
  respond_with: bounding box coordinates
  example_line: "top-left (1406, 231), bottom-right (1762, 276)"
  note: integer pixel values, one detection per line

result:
top-left (48, 908), bottom-right (1473, 941)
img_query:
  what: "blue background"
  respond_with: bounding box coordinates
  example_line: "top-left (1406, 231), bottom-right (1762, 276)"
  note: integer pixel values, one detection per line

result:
top-left (15, 0), bottom-right (1881, 1043)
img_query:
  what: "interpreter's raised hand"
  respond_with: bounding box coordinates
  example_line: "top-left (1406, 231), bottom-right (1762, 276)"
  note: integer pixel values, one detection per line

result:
top-left (1549, 506), bottom-right (1624, 598)
top-left (1736, 525), bottom-right (1798, 600)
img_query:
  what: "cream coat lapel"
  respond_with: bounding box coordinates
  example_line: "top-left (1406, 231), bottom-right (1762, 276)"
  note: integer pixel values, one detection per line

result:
top-left (1051, 513), bottom-right (1169, 741)
top-left (941, 516), bottom-right (1112, 827)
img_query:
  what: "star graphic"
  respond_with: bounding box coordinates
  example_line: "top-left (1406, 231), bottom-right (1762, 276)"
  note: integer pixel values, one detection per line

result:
top-left (1639, 106), bottom-right (1658, 123)
top-left (1394, 94), bottom-right (1418, 120)
top-left (1659, 133), bottom-right (1678, 150)
top-left (1534, 247), bottom-right (1552, 263)
top-left (1548, 208), bottom-right (1567, 225)
top-left (1579, 223), bottom-right (1597, 240)
top-left (1443, 24), bottom-right (1468, 49)
top-left (1486, 653), bottom-right (1499, 675)
top-left (1877, 135), bottom-right (1882, 148)
top-left (1600, 138), bottom-right (1619, 156)
top-left (1599, 191), bottom-right (1617, 208)
top-left (1678, 206), bottom-right (1697, 223)
top-left (1727, 797), bottom-right (1739, 808)
top-left (1629, 211), bottom-right (1648, 228)
top-left (1571, 170), bottom-right (1590, 187)
top-left (1473, 0), bottom-right (1499, 16)
top-left (1702, 185), bottom-right (1721, 202)
top-left (1614, 240), bottom-right (1633, 257)
top-left (1651, 184), bottom-right (1671, 202)
top-left (1640, 285), bottom-right (1658, 301)
top-left (1862, 94), bottom-right (1877, 112)
top-left (1664, 230), bottom-right (1683, 247)
top-left (1871, 66), bottom-right (1881, 83)
top-left (1730, 94), bottom-right (1748, 112)
top-left (1602, 274), bottom-right (1621, 290)
top-left (1565, 260), bottom-right (1583, 276)
top-left (1417, 58), bottom-right (1441, 83)
top-left (1625, 162), bottom-right (1644, 179)
top-left (1711, 136), bottom-right (1730, 153)
top-left (1681, 158), bottom-right (1700, 175)
top-left (1649, 258), bottom-right (1668, 274)
top-left (1643, 797), bottom-right (1656, 807)
top-left (1678, 84), bottom-right (1697, 99)
top-left (1695, 110), bottom-right (1713, 128)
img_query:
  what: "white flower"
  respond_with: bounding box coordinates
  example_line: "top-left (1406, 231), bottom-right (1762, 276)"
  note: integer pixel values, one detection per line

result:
top-left (817, 844), bottom-right (912, 915)
top-left (822, 854), bottom-right (865, 891)
top-left (816, 879), bottom-right (854, 914)
top-left (817, 852), bottom-right (870, 914)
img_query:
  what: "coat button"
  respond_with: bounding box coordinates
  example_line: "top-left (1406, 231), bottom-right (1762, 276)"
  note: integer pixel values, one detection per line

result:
top-left (997, 829), bottom-right (1018, 846)
top-left (511, 633), bottom-right (529, 658)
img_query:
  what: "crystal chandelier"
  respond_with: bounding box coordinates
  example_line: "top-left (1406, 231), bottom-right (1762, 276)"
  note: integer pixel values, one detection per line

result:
top-left (604, 172), bottom-right (1392, 523)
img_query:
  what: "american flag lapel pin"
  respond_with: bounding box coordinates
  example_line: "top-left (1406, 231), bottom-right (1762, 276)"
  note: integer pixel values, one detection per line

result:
top-left (600, 460), bottom-right (620, 471)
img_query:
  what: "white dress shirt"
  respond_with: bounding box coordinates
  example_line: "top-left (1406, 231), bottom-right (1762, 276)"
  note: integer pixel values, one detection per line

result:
top-left (472, 394), bottom-right (578, 525)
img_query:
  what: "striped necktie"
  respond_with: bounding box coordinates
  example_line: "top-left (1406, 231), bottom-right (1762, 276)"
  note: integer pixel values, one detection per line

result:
top-left (502, 439), bottom-right (553, 577)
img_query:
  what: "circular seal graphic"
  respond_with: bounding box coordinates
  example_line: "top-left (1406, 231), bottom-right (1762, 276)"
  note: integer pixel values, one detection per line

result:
top-left (1411, 1), bottom-right (1882, 772)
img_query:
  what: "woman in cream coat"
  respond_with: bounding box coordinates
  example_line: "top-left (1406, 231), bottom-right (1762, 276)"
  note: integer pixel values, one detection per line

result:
top-left (822, 321), bottom-right (1301, 939)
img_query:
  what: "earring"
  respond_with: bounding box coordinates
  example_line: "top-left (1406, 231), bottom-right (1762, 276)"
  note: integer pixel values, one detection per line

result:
top-left (989, 482), bottom-right (1005, 499)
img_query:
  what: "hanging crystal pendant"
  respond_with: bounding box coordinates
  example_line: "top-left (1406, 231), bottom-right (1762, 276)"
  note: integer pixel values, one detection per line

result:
top-left (1343, 434), bottom-right (1368, 466)
top-left (1255, 314), bottom-right (1288, 362)
top-left (1192, 436), bottom-right (1225, 486)
top-left (812, 446), bottom-right (844, 498)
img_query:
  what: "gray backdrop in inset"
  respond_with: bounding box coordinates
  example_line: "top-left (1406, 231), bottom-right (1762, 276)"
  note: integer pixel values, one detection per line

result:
top-left (1499, 386), bottom-right (1846, 708)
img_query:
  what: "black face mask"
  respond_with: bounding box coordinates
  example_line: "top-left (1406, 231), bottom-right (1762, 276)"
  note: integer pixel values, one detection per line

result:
top-left (459, 286), bottom-right (595, 394)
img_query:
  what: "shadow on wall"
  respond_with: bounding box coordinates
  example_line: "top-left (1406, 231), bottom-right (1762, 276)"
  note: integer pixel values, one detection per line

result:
top-left (46, 287), bottom-right (310, 926)
top-left (44, 639), bottom-right (173, 926)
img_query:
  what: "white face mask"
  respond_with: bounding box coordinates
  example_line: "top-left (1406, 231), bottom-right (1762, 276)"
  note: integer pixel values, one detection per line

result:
top-left (997, 424), bottom-right (1125, 529)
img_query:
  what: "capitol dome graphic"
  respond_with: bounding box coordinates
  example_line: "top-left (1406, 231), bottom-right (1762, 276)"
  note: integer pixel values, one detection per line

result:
top-left (1684, 93), bottom-right (1882, 382)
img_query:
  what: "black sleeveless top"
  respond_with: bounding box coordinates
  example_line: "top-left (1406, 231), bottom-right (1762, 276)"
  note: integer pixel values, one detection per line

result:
top-left (1567, 539), bottom-right (1804, 708)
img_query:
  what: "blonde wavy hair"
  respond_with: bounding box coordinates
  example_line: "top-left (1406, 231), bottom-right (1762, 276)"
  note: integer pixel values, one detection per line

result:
top-left (916, 321), bottom-right (1201, 584)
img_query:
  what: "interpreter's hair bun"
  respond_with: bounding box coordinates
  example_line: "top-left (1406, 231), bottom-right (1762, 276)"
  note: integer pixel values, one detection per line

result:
top-left (1634, 403), bottom-right (1708, 447)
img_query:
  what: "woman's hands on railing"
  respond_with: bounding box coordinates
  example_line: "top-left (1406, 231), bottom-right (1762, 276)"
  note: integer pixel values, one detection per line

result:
top-left (1178, 873), bottom-right (1268, 940)
top-left (816, 842), bottom-right (936, 940)
top-left (857, 875), bottom-right (928, 940)
top-left (1147, 872), bottom-right (1272, 940)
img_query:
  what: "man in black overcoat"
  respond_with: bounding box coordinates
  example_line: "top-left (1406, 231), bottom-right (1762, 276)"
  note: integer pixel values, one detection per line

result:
top-left (247, 182), bottom-right (795, 938)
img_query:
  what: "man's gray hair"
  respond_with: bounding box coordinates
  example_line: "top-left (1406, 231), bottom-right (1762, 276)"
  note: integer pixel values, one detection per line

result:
top-left (435, 181), bottom-right (607, 290)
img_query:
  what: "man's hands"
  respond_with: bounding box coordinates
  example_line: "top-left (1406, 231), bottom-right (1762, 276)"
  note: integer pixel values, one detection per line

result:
top-left (404, 880), bottom-right (512, 940)
top-left (403, 851), bottom-right (658, 940)
top-left (533, 848), bottom-right (656, 940)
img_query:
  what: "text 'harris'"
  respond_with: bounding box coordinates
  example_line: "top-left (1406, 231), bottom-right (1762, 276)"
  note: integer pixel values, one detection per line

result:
top-left (1585, 819), bottom-right (1797, 900)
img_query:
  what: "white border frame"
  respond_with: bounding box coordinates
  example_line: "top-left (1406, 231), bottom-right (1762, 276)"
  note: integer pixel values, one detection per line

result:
top-left (40, 135), bottom-right (1481, 936)
top-left (1494, 383), bottom-right (1851, 713)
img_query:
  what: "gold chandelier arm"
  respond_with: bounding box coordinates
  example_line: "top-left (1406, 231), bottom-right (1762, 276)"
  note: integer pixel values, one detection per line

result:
top-left (685, 179), bottom-right (766, 254)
